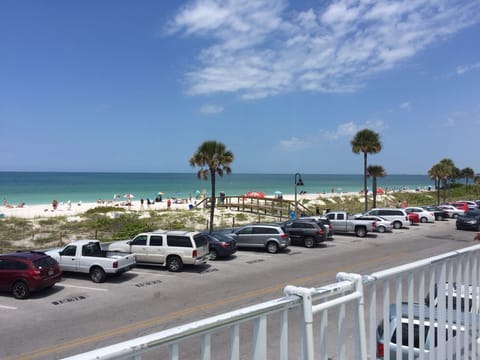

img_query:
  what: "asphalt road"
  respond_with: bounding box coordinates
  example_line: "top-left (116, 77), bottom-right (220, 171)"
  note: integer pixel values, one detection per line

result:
top-left (0, 219), bottom-right (476, 359)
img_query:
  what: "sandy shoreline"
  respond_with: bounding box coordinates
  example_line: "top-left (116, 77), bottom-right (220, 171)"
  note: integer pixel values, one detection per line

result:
top-left (0, 191), bottom-right (409, 219)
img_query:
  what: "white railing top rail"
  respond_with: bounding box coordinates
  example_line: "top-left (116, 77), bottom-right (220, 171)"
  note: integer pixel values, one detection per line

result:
top-left (62, 294), bottom-right (300, 360)
top-left (367, 244), bottom-right (480, 282)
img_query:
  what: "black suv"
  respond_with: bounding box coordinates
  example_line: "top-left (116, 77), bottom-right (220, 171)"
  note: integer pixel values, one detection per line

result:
top-left (281, 220), bottom-right (327, 248)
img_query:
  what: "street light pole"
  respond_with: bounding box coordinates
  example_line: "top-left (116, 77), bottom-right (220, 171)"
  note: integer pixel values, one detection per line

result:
top-left (294, 173), bottom-right (304, 218)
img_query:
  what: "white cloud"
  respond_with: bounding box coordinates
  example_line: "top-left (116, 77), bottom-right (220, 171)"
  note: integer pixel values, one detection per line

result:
top-left (456, 62), bottom-right (480, 75)
top-left (168, 0), bottom-right (480, 99)
top-left (444, 117), bottom-right (456, 127)
top-left (200, 104), bottom-right (224, 114)
top-left (400, 102), bottom-right (411, 111)
top-left (279, 136), bottom-right (309, 151)
top-left (326, 120), bottom-right (386, 139)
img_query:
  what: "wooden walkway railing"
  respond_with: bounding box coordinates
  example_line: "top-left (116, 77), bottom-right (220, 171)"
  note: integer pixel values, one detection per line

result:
top-left (195, 195), bottom-right (311, 221)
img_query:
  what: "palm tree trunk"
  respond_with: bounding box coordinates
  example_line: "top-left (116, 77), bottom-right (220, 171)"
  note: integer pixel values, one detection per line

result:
top-left (363, 152), bottom-right (368, 212)
top-left (372, 176), bottom-right (377, 208)
top-left (209, 171), bottom-right (216, 234)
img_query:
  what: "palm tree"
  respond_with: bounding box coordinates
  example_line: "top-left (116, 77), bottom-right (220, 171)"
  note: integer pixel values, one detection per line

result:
top-left (351, 129), bottom-right (382, 212)
top-left (189, 140), bottom-right (234, 234)
top-left (438, 158), bottom-right (456, 203)
top-left (460, 167), bottom-right (475, 187)
top-left (367, 165), bottom-right (386, 208)
top-left (428, 163), bottom-right (443, 205)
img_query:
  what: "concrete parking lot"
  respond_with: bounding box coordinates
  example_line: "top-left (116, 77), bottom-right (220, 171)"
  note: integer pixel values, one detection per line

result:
top-left (0, 219), bottom-right (476, 359)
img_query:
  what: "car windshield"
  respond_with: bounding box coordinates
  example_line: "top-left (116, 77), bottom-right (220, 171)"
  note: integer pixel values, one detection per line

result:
top-left (33, 256), bottom-right (57, 269)
top-left (465, 212), bottom-right (480, 218)
top-left (210, 233), bottom-right (232, 242)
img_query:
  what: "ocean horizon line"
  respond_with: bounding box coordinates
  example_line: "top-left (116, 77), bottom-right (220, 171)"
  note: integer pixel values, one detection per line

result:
top-left (0, 171), bottom-right (428, 176)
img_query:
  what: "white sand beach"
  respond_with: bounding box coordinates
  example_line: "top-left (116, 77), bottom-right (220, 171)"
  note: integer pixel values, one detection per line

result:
top-left (0, 191), bottom-right (407, 219)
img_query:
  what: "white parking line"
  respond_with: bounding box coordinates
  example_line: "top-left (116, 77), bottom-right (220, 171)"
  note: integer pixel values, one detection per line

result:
top-left (0, 305), bottom-right (17, 310)
top-left (235, 252), bottom-right (273, 258)
top-left (130, 270), bottom-right (176, 277)
top-left (60, 284), bottom-right (108, 291)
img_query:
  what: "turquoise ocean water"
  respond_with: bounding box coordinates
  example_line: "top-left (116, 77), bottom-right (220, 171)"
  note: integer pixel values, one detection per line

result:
top-left (0, 172), bottom-right (434, 205)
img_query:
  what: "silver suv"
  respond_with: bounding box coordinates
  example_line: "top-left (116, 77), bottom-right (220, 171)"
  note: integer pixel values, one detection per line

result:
top-left (107, 230), bottom-right (210, 272)
top-left (229, 224), bottom-right (290, 253)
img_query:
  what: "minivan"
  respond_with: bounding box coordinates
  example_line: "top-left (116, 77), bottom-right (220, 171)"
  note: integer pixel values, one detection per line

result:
top-left (228, 224), bottom-right (290, 253)
top-left (364, 208), bottom-right (409, 229)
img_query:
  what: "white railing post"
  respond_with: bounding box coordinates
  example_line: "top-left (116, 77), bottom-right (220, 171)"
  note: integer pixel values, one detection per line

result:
top-left (336, 273), bottom-right (367, 360)
top-left (284, 286), bottom-right (315, 360)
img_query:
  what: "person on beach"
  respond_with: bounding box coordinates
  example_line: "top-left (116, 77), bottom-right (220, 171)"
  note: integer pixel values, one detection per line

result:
top-left (167, 198), bottom-right (171, 210)
top-left (140, 198), bottom-right (144, 209)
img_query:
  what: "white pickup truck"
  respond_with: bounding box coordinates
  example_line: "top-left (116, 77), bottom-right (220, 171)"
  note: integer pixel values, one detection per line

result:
top-left (324, 211), bottom-right (377, 237)
top-left (46, 240), bottom-right (136, 283)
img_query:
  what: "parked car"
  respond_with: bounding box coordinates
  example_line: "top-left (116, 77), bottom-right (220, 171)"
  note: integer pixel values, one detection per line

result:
top-left (325, 211), bottom-right (376, 237)
top-left (280, 220), bottom-right (326, 248)
top-left (457, 200), bottom-right (479, 210)
top-left (437, 204), bottom-right (465, 218)
top-left (0, 251), bottom-right (62, 299)
top-left (107, 231), bottom-right (210, 272)
top-left (226, 224), bottom-right (290, 253)
top-left (203, 232), bottom-right (237, 260)
top-left (449, 201), bottom-right (470, 213)
top-left (363, 208), bottom-right (409, 229)
top-left (298, 216), bottom-right (334, 239)
top-left (425, 282), bottom-right (479, 313)
top-left (456, 210), bottom-right (480, 231)
top-left (404, 207), bottom-right (435, 223)
top-left (407, 211), bottom-right (420, 224)
top-left (376, 302), bottom-right (477, 359)
top-left (47, 240), bottom-right (136, 282)
top-left (355, 215), bottom-right (393, 233)
top-left (421, 205), bottom-right (449, 221)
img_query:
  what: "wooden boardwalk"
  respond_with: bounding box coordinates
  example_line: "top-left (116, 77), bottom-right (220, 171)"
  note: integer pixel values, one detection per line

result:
top-left (195, 195), bottom-right (311, 221)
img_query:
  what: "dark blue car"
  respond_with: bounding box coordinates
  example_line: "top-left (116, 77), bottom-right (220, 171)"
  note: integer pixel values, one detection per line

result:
top-left (203, 233), bottom-right (237, 260)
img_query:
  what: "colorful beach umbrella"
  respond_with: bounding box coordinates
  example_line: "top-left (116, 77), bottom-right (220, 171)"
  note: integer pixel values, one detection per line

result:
top-left (245, 191), bottom-right (265, 198)
top-left (123, 194), bottom-right (135, 199)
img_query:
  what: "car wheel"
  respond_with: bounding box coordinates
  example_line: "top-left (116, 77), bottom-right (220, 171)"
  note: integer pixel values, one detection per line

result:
top-left (304, 237), bottom-right (315, 248)
top-left (266, 241), bottom-right (279, 254)
top-left (377, 226), bottom-right (386, 233)
top-left (393, 221), bottom-right (402, 229)
top-left (166, 256), bottom-right (183, 272)
top-left (436, 215), bottom-right (444, 221)
top-left (210, 250), bottom-right (218, 261)
top-left (90, 266), bottom-right (106, 283)
top-left (453, 214), bottom-right (459, 219)
top-left (355, 226), bottom-right (367, 237)
top-left (421, 217), bottom-right (427, 223)
top-left (12, 281), bottom-right (30, 299)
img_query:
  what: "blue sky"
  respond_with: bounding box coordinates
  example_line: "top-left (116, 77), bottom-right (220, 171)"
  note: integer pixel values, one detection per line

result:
top-left (1, 0), bottom-right (479, 175)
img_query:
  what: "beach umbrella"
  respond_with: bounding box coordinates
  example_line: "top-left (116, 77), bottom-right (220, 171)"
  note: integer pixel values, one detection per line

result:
top-left (274, 191), bottom-right (282, 195)
top-left (157, 192), bottom-right (164, 195)
top-left (113, 194), bottom-right (120, 200)
top-left (123, 194), bottom-right (135, 199)
top-left (246, 191), bottom-right (265, 198)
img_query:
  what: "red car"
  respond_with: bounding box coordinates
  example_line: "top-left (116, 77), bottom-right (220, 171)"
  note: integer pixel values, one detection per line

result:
top-left (449, 202), bottom-right (470, 213)
top-left (407, 212), bottom-right (420, 224)
top-left (0, 251), bottom-right (62, 299)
